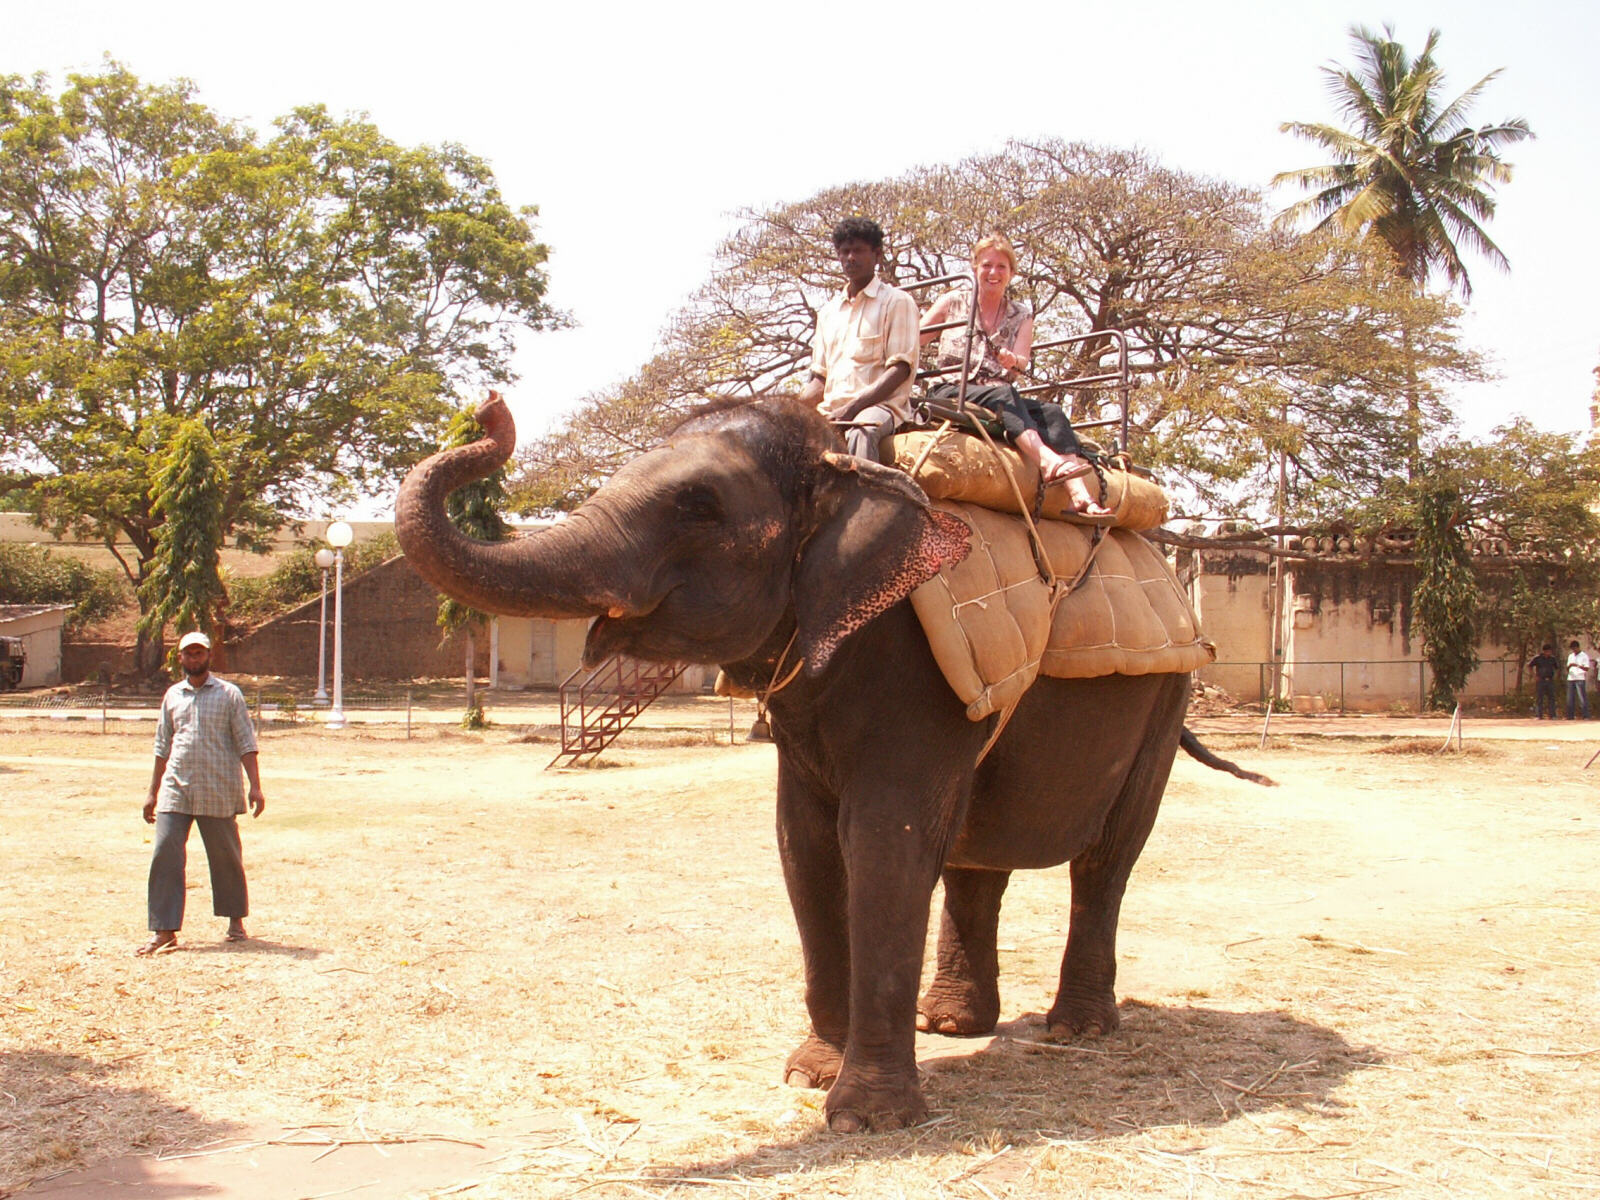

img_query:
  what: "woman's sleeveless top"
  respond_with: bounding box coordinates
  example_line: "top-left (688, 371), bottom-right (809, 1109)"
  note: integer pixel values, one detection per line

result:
top-left (935, 291), bottom-right (1030, 385)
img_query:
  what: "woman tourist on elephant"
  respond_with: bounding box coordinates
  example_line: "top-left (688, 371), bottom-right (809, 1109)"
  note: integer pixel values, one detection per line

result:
top-left (920, 234), bottom-right (1111, 517)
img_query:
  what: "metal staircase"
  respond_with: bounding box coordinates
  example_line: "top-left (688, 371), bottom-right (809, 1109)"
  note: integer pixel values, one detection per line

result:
top-left (547, 655), bottom-right (686, 768)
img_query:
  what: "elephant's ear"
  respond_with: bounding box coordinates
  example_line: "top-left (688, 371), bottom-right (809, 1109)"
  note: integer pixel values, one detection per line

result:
top-left (794, 451), bottom-right (971, 674)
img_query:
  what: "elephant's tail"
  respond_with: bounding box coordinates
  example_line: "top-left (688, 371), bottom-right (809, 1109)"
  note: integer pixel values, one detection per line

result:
top-left (1180, 728), bottom-right (1277, 787)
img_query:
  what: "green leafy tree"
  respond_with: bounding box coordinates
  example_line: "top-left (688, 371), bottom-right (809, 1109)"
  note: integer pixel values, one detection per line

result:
top-left (435, 405), bottom-right (513, 709)
top-left (0, 543), bottom-right (126, 629)
top-left (1434, 422), bottom-right (1600, 688)
top-left (138, 418), bottom-right (226, 662)
top-left (223, 531), bottom-right (400, 624)
top-left (1274, 24), bottom-right (1533, 298)
top-left (1275, 26), bottom-right (1532, 473)
top-left (1412, 482), bottom-right (1480, 710)
top-left (1346, 422), bottom-right (1600, 702)
top-left (512, 140), bottom-right (1478, 520)
top-left (0, 62), bottom-right (560, 668)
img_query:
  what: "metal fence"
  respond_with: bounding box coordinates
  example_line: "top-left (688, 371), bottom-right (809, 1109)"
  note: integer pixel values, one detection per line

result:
top-left (0, 659), bottom-right (1548, 731)
top-left (1201, 657), bottom-right (1535, 714)
top-left (0, 687), bottom-right (426, 735)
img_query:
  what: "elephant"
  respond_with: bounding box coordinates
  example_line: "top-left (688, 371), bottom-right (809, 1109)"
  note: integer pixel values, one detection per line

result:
top-left (395, 391), bottom-right (1261, 1133)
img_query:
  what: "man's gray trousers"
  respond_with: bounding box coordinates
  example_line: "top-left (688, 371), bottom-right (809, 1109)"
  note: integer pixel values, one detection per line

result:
top-left (842, 404), bottom-right (899, 463)
top-left (147, 812), bottom-right (249, 931)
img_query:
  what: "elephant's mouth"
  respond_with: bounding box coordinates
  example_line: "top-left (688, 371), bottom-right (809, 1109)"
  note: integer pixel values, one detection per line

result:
top-left (582, 589), bottom-right (673, 666)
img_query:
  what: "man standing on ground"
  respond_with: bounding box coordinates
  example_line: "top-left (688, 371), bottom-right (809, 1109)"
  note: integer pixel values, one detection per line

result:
top-left (798, 217), bottom-right (920, 463)
top-left (136, 631), bottom-right (265, 955)
top-left (1565, 639), bottom-right (1592, 721)
top-left (1528, 642), bottom-right (1558, 719)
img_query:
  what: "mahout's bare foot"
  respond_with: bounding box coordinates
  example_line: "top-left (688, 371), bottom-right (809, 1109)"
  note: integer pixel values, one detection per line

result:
top-left (784, 1034), bottom-right (843, 1090)
top-left (135, 932), bottom-right (178, 957)
top-left (226, 920), bottom-right (248, 943)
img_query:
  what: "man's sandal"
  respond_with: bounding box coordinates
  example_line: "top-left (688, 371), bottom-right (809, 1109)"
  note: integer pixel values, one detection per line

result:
top-left (135, 934), bottom-right (178, 956)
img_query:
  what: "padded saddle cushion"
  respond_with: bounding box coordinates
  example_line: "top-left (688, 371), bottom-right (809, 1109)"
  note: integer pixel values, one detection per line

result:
top-left (909, 501), bottom-right (1215, 721)
top-left (889, 427), bottom-right (1168, 530)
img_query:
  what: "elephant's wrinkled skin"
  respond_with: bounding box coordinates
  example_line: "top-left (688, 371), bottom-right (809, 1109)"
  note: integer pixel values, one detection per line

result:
top-left (396, 394), bottom-right (1191, 1133)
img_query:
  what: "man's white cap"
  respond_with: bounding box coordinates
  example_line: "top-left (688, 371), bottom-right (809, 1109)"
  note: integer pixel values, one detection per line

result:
top-left (177, 631), bottom-right (211, 651)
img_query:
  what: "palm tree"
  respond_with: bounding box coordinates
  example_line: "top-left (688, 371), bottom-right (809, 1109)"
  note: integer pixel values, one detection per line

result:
top-left (1273, 24), bottom-right (1533, 300)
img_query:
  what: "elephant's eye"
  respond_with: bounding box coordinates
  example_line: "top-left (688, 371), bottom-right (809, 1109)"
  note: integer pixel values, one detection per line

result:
top-left (674, 484), bottom-right (724, 524)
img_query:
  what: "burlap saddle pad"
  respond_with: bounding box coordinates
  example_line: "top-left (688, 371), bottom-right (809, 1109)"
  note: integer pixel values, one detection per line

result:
top-left (909, 502), bottom-right (1215, 722)
top-left (889, 427), bottom-right (1168, 530)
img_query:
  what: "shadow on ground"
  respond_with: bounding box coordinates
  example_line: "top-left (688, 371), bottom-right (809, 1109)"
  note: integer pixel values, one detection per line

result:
top-left (175, 939), bottom-right (326, 961)
top-left (3, 1051), bottom-right (241, 1197)
top-left (642, 1001), bottom-right (1369, 1184)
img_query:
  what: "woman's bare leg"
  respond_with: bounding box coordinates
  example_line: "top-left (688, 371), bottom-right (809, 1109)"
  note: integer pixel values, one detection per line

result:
top-left (1019, 432), bottom-right (1111, 515)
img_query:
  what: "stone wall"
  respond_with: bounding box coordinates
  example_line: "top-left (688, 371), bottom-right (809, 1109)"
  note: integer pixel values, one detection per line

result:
top-left (1185, 551), bottom-right (1272, 702)
top-left (226, 557), bottom-right (487, 681)
top-left (1189, 548), bottom-right (1516, 711)
top-left (60, 640), bottom-right (135, 683)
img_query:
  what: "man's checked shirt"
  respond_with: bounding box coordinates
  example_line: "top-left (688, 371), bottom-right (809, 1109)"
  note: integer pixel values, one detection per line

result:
top-left (153, 674), bottom-right (258, 817)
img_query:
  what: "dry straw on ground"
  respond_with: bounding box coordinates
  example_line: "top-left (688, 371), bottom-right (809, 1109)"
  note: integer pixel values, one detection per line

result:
top-left (3, 716), bottom-right (1599, 1198)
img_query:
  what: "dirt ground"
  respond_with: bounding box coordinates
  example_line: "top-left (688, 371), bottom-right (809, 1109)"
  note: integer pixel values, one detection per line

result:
top-left (2, 706), bottom-right (1598, 1199)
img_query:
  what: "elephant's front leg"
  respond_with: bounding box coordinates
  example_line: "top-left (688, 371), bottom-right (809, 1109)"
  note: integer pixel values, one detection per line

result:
top-left (826, 789), bottom-right (956, 1133)
top-left (776, 759), bottom-right (850, 1094)
top-left (919, 866), bottom-right (1011, 1036)
top-left (778, 767), bottom-right (948, 1132)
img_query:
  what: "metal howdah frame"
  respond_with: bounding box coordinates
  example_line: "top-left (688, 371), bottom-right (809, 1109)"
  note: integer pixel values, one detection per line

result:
top-left (900, 272), bottom-right (1132, 455)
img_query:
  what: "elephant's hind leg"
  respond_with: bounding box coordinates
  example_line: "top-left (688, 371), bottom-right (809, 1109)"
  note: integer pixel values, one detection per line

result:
top-left (1047, 674), bottom-right (1186, 1039)
top-left (918, 867), bottom-right (1010, 1035)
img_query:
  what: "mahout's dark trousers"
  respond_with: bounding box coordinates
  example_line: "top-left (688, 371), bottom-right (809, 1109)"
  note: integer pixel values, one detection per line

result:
top-left (147, 812), bottom-right (248, 931)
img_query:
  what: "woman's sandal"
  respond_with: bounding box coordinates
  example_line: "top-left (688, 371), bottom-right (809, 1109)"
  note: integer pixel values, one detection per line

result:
top-left (1044, 460), bottom-right (1115, 521)
top-left (1043, 461), bottom-right (1097, 485)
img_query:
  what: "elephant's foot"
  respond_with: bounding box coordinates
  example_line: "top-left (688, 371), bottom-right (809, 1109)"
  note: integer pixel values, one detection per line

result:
top-left (784, 1034), bottom-right (843, 1090)
top-left (1044, 989), bottom-right (1120, 1040)
top-left (823, 1066), bottom-right (928, 1133)
top-left (916, 977), bottom-right (1000, 1036)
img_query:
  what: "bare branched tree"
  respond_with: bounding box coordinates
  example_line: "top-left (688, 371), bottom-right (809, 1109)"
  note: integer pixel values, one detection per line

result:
top-left (512, 140), bottom-right (1480, 521)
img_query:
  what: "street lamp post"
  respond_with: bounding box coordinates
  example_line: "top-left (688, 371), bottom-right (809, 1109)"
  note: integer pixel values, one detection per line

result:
top-left (325, 521), bottom-right (354, 730)
top-left (313, 548), bottom-right (335, 704)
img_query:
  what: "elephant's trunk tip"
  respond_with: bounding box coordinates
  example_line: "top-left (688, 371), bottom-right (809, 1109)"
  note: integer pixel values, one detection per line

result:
top-left (475, 391), bottom-right (516, 458)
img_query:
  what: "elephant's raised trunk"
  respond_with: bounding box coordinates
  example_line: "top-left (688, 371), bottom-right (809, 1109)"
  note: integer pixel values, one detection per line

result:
top-left (395, 394), bottom-right (614, 620)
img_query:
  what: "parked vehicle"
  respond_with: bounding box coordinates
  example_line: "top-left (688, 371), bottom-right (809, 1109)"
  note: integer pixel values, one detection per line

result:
top-left (1, 637), bottom-right (25, 689)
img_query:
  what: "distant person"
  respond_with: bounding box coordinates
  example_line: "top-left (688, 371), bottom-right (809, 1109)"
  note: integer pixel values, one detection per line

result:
top-left (798, 217), bottom-right (920, 463)
top-left (1565, 639), bottom-right (1592, 721)
top-left (1528, 643), bottom-right (1558, 720)
top-left (136, 632), bottom-right (266, 955)
top-left (920, 234), bottom-right (1110, 518)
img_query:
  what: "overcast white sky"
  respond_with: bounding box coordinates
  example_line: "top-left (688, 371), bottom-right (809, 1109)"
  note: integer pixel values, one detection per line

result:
top-left (7, 0), bottom-right (1595, 513)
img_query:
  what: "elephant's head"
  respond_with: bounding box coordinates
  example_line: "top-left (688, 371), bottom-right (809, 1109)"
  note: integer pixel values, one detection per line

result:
top-left (394, 393), bottom-right (970, 674)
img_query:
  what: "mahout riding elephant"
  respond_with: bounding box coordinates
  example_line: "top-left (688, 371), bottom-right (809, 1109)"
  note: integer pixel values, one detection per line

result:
top-left (395, 392), bottom-right (1254, 1133)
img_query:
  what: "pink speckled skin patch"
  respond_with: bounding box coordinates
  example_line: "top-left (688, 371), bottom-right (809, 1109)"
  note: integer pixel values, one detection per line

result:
top-left (805, 508), bottom-right (972, 672)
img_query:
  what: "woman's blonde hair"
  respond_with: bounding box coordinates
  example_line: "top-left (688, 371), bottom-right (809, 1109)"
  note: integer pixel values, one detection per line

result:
top-left (971, 233), bottom-right (1017, 273)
